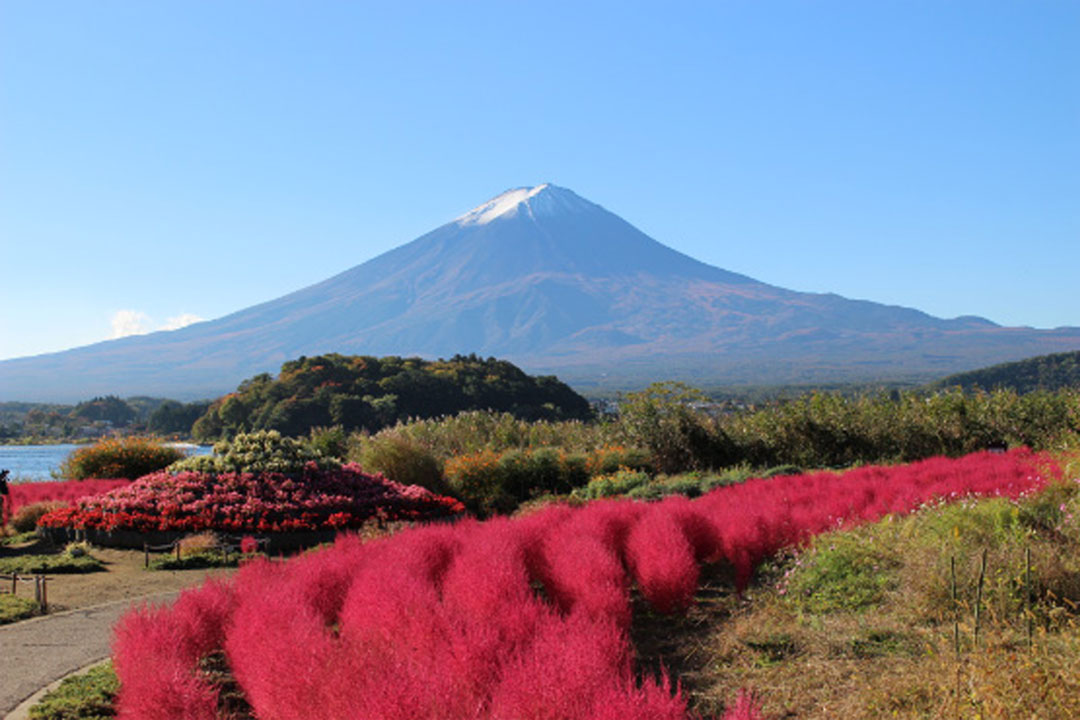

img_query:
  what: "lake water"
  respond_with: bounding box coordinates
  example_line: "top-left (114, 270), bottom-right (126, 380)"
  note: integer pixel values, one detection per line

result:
top-left (0, 444), bottom-right (212, 481)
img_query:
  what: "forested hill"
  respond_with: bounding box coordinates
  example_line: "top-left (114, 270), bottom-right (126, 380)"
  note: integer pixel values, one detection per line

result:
top-left (935, 350), bottom-right (1080, 393)
top-left (191, 354), bottom-right (592, 440)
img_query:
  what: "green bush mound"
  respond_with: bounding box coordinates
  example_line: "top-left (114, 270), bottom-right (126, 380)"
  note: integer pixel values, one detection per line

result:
top-left (28, 662), bottom-right (118, 720)
top-left (60, 437), bottom-right (184, 480)
top-left (170, 429), bottom-right (338, 475)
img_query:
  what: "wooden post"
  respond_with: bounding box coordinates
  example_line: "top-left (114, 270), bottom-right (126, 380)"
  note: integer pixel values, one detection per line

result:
top-left (40, 576), bottom-right (47, 613)
top-left (10, 573), bottom-right (15, 595)
top-left (144, 542), bottom-right (149, 569)
top-left (1025, 546), bottom-right (1032, 649)
top-left (33, 576), bottom-right (40, 606)
top-left (951, 555), bottom-right (960, 655)
top-left (974, 549), bottom-right (987, 648)
top-left (175, 541), bottom-right (181, 562)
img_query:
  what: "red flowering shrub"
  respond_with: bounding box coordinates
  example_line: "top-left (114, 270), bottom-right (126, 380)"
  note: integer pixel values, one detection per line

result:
top-left (6, 478), bottom-right (132, 518)
top-left (111, 449), bottom-right (1056, 719)
top-left (38, 463), bottom-right (463, 534)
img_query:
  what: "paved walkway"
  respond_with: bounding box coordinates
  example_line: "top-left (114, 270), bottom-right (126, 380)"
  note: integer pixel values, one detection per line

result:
top-left (0, 591), bottom-right (179, 717)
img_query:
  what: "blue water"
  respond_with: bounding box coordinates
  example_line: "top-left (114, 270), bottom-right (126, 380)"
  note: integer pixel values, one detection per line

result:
top-left (0, 444), bottom-right (212, 482)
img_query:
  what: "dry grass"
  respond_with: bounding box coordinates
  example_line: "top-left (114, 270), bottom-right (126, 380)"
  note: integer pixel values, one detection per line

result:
top-left (177, 531), bottom-right (220, 556)
top-left (629, 474), bottom-right (1080, 719)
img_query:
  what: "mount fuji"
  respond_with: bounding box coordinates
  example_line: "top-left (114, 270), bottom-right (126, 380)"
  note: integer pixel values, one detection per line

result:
top-left (4, 184), bottom-right (1079, 401)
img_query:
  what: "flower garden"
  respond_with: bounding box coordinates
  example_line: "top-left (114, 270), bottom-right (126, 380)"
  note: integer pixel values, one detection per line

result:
top-left (37, 464), bottom-right (463, 536)
top-left (108, 449), bottom-right (1057, 719)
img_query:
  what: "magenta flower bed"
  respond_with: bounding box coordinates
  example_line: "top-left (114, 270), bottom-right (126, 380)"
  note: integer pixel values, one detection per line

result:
top-left (112, 450), bottom-right (1054, 720)
top-left (38, 463), bottom-right (464, 534)
top-left (8, 478), bottom-right (132, 516)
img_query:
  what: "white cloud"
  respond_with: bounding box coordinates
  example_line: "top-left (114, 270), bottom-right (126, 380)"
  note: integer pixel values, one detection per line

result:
top-left (162, 313), bottom-right (204, 331)
top-left (110, 310), bottom-right (152, 339)
top-left (109, 310), bottom-right (206, 339)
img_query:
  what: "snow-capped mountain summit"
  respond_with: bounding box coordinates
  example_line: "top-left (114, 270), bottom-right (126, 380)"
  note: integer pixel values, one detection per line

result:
top-left (2, 185), bottom-right (1078, 401)
top-left (455, 184), bottom-right (593, 226)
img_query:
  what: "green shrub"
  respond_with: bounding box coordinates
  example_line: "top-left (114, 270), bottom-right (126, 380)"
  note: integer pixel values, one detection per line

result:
top-left (171, 429), bottom-right (339, 475)
top-left (352, 410), bottom-right (612, 459)
top-left (615, 382), bottom-right (732, 473)
top-left (60, 437), bottom-right (184, 480)
top-left (573, 469), bottom-right (652, 500)
top-left (658, 475), bottom-right (706, 498)
top-left (443, 449), bottom-right (514, 517)
top-left (28, 662), bottom-right (118, 719)
top-left (584, 445), bottom-right (653, 475)
top-left (443, 447), bottom-right (592, 516)
top-left (308, 425), bottom-right (349, 460)
top-left (352, 430), bottom-right (446, 493)
top-left (699, 465), bottom-right (758, 493)
top-left (11, 501), bottom-right (66, 533)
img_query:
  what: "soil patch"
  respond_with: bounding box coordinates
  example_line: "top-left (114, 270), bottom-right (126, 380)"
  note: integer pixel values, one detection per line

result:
top-left (1, 536), bottom-right (233, 614)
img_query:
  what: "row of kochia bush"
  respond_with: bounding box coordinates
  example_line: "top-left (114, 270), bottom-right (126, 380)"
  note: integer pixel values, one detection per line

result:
top-left (112, 449), bottom-right (1057, 720)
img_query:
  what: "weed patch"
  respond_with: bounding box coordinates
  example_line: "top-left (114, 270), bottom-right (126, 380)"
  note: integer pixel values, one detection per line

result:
top-left (27, 663), bottom-right (118, 719)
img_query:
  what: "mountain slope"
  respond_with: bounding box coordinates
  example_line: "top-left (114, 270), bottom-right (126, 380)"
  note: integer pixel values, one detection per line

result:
top-left (3, 184), bottom-right (1079, 401)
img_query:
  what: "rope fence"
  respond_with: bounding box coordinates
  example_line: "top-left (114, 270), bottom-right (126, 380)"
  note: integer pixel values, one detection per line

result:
top-left (0, 572), bottom-right (49, 612)
top-left (143, 534), bottom-right (272, 568)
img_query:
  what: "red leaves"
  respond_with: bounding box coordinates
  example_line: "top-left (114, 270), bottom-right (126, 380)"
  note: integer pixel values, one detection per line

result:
top-left (111, 449), bottom-right (1053, 719)
top-left (38, 463), bottom-right (463, 534)
top-left (8, 478), bottom-right (131, 516)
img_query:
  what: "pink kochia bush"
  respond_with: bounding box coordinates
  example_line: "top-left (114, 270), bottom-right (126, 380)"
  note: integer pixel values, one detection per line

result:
top-left (38, 463), bottom-right (463, 534)
top-left (6, 478), bottom-right (132, 517)
top-left (112, 450), bottom-right (1055, 720)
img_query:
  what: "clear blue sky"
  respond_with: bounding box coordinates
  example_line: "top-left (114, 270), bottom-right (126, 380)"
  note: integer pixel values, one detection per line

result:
top-left (2, 1), bottom-right (1077, 361)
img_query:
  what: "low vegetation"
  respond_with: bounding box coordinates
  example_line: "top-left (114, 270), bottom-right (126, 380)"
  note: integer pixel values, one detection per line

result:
top-left (685, 474), bottom-right (1080, 718)
top-left (0, 542), bottom-right (103, 575)
top-left (343, 383), bottom-right (1080, 516)
top-left (0, 594), bottom-right (40, 624)
top-left (27, 663), bottom-right (118, 720)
